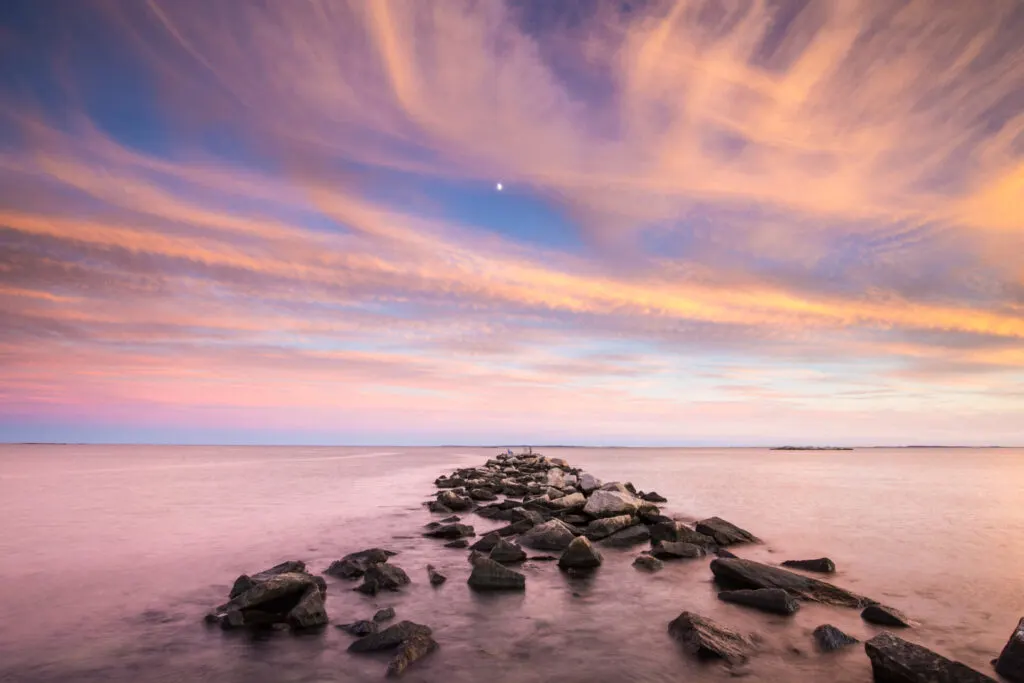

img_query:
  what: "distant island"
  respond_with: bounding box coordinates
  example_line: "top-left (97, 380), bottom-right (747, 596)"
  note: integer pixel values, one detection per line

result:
top-left (771, 446), bottom-right (854, 451)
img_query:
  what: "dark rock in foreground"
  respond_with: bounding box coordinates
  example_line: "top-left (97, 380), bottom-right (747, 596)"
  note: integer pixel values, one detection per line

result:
top-left (558, 536), bottom-right (602, 570)
top-left (467, 556), bottom-right (526, 591)
top-left (710, 558), bottom-right (871, 607)
top-left (668, 611), bottom-right (751, 664)
top-left (782, 557), bottom-right (836, 573)
top-left (325, 549), bottom-right (397, 580)
top-left (355, 564), bottom-right (410, 595)
top-left (426, 565), bottom-right (447, 586)
top-left (718, 588), bottom-right (799, 615)
top-left (348, 621), bottom-right (433, 652)
top-left (696, 517), bottom-right (759, 545)
top-left (374, 607), bottom-right (396, 622)
top-left (230, 560), bottom-right (307, 597)
top-left (862, 604), bottom-right (913, 627)
top-left (387, 633), bottom-right (438, 678)
top-left (422, 523), bottom-right (475, 540)
top-left (489, 538), bottom-right (527, 564)
top-left (209, 569), bottom-right (327, 631)
top-left (864, 632), bottom-right (996, 682)
top-left (651, 541), bottom-right (706, 560)
top-left (996, 617), bottom-right (1024, 682)
top-left (633, 554), bottom-right (663, 572)
top-left (642, 491), bottom-right (668, 503)
top-left (337, 620), bottom-right (378, 637)
top-left (813, 624), bottom-right (859, 652)
top-left (601, 524), bottom-right (651, 547)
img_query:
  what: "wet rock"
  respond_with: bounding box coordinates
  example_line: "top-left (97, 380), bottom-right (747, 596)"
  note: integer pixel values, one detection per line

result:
top-left (638, 509), bottom-right (671, 525)
top-left (422, 523), bottom-right (475, 540)
top-left (782, 558), bottom-right (836, 573)
top-left (469, 531), bottom-right (502, 552)
top-left (223, 572), bottom-right (322, 612)
top-left (560, 513), bottom-right (590, 526)
top-left (489, 538), bottom-right (527, 564)
top-left (443, 539), bottom-right (469, 549)
top-left (467, 556), bottom-right (526, 591)
top-left (230, 560), bottom-right (307, 598)
top-left (437, 490), bottom-right (474, 511)
top-left (813, 624), bottom-right (859, 652)
top-left (558, 536), bottom-right (603, 570)
top-left (501, 481), bottom-right (529, 497)
top-left (668, 611), bottom-right (752, 664)
top-left (210, 570), bottom-right (325, 630)
top-left (864, 632), bottom-right (996, 683)
top-left (286, 585), bottom-right (328, 629)
top-left (387, 633), bottom-right (438, 678)
top-left (528, 555), bottom-right (558, 562)
top-left (584, 514), bottom-right (635, 541)
top-left (427, 500), bottom-right (452, 514)
top-left (337, 619), bottom-right (377, 637)
top-left (355, 564), bottom-right (410, 595)
top-left (583, 489), bottom-right (643, 517)
top-left (469, 488), bottom-right (498, 501)
top-left (642, 491), bottom-right (668, 503)
top-left (348, 621), bottom-right (433, 652)
top-left (601, 524), bottom-right (652, 547)
top-left (324, 549), bottom-right (397, 581)
top-left (710, 558), bottom-right (870, 608)
top-left (633, 554), bottom-right (664, 572)
top-left (996, 617), bottom-right (1024, 682)
top-left (649, 521), bottom-right (716, 546)
top-left (374, 607), bottom-right (396, 623)
top-left (580, 472), bottom-right (602, 493)
top-left (716, 548), bottom-right (739, 559)
top-left (696, 517), bottom-right (759, 546)
top-left (718, 588), bottom-right (799, 615)
top-left (426, 565), bottom-right (447, 586)
top-left (519, 519), bottom-right (577, 551)
top-left (651, 541), bottom-right (706, 560)
top-left (548, 492), bottom-right (586, 511)
top-left (423, 521), bottom-right (441, 530)
top-left (495, 519), bottom-right (534, 537)
top-left (862, 604), bottom-right (913, 627)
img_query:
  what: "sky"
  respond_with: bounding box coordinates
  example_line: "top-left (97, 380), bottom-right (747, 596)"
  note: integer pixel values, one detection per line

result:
top-left (0, 0), bottom-right (1022, 446)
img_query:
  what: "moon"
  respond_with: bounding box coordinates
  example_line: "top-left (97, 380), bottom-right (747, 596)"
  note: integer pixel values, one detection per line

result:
top-left (495, 182), bottom-right (503, 191)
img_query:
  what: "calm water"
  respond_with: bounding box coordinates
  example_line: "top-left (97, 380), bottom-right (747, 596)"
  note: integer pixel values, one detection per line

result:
top-left (1, 445), bottom-right (1022, 682)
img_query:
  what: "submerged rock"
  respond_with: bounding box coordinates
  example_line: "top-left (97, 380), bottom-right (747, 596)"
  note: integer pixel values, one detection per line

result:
top-left (528, 555), bottom-right (558, 562)
top-left (862, 604), bottom-right (913, 627)
top-left (337, 619), bottom-right (378, 637)
top-left (467, 557), bottom-right (526, 591)
top-left (583, 489), bottom-right (643, 518)
top-left (782, 558), bottom-right (836, 573)
top-left (642, 491), bottom-right (668, 503)
top-left (348, 621), bottom-right (433, 652)
top-left (813, 624), bottom-right (859, 652)
top-left (325, 549), bottom-right (397, 580)
top-left (558, 536), bottom-right (603, 570)
top-left (600, 525), bottom-right (652, 547)
top-left (584, 514), bottom-right (634, 541)
top-left (439, 515), bottom-right (461, 523)
top-left (443, 539), bottom-right (469, 549)
top-left (667, 611), bottom-right (752, 664)
top-left (651, 541), bottom-right (706, 560)
top-left (374, 607), bottom-right (396, 623)
top-left (387, 633), bottom-right (438, 678)
top-left (355, 564), bottom-right (410, 595)
top-left (427, 500), bottom-right (452, 514)
top-left (696, 517), bottom-right (759, 545)
top-left (489, 538), bottom-right (527, 564)
top-left (519, 519), bottom-right (576, 551)
top-left (996, 617), bottom-right (1024, 682)
top-left (710, 558), bottom-right (871, 607)
top-left (469, 531), bottom-right (502, 552)
top-left (633, 554), bottom-right (664, 572)
top-left (718, 588), bottom-right (799, 615)
top-left (422, 523), bottom-right (475, 540)
top-left (426, 565), bottom-right (447, 586)
top-left (864, 632), bottom-right (996, 683)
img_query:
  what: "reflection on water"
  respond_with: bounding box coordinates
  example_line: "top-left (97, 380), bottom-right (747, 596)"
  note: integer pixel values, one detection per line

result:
top-left (1, 445), bottom-right (1022, 682)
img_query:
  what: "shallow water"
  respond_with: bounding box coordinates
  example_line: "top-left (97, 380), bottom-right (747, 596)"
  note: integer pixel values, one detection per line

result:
top-left (1, 445), bottom-right (1022, 682)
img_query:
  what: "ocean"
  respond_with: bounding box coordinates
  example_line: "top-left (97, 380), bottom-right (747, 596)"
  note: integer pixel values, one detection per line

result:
top-left (1, 445), bottom-right (1021, 682)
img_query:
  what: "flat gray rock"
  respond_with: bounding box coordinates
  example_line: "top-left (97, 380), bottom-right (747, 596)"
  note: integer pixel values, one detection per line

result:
top-left (710, 558), bottom-right (871, 608)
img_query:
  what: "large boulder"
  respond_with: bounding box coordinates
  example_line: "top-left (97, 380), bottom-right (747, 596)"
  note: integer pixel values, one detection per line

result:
top-left (717, 588), bottom-right (799, 615)
top-left (696, 517), bottom-right (759, 545)
top-left (710, 558), bottom-right (871, 607)
top-left (546, 468), bottom-right (567, 488)
top-left (583, 489), bottom-right (643, 518)
top-left (996, 617), bottom-right (1024, 682)
top-left (355, 564), bottom-right (410, 595)
top-left (579, 472), bottom-right (602, 493)
top-left (782, 558), bottom-right (836, 573)
top-left (862, 604), bottom-right (913, 627)
top-left (387, 633), bottom-right (438, 678)
top-left (548, 492), bottom-right (586, 511)
top-left (601, 525), bottom-right (652, 547)
top-left (209, 571), bottom-right (325, 630)
top-left (813, 624), bottom-right (859, 652)
top-left (584, 514), bottom-right (634, 541)
top-left (667, 611), bottom-right (752, 664)
top-left (230, 560), bottom-right (307, 598)
top-left (649, 521), bottom-right (715, 546)
top-left (467, 557), bottom-right (526, 591)
top-left (651, 541), bottom-right (706, 560)
top-left (558, 536), bottom-right (602, 570)
top-left (519, 519), bottom-right (577, 551)
top-left (286, 585), bottom-right (328, 628)
top-left (423, 523), bottom-right (475, 540)
top-left (489, 538), bottom-right (527, 564)
top-left (348, 621), bottom-right (432, 652)
top-left (864, 632), bottom-right (996, 683)
top-left (325, 549), bottom-right (397, 580)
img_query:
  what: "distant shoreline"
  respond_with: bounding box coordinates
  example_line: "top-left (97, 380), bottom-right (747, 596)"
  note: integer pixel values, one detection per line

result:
top-left (0, 442), bottom-right (1010, 449)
